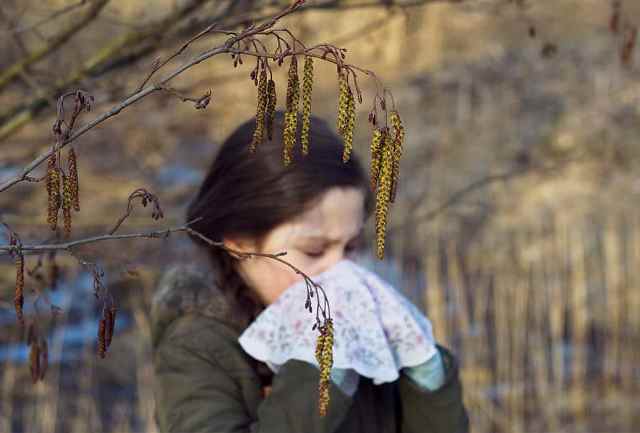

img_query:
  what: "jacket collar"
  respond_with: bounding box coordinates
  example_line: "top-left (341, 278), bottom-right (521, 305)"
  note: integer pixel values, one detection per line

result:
top-left (150, 262), bottom-right (248, 348)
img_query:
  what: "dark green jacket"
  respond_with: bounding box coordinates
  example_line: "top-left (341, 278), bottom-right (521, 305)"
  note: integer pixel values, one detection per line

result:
top-left (151, 264), bottom-right (470, 433)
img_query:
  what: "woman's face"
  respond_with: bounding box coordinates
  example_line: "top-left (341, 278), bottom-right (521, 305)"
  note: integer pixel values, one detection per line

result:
top-left (224, 186), bottom-right (366, 305)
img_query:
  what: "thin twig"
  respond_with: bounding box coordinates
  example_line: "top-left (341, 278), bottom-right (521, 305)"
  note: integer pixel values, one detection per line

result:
top-left (0, 217), bottom-right (332, 324)
top-left (136, 22), bottom-right (218, 91)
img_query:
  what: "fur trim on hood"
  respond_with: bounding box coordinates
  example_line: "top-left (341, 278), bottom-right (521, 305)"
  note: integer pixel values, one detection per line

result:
top-left (150, 262), bottom-right (247, 348)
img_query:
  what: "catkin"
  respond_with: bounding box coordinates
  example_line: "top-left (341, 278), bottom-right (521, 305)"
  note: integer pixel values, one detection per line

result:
top-left (98, 317), bottom-right (107, 358)
top-left (67, 147), bottom-right (80, 211)
top-left (341, 87), bottom-right (356, 163)
top-left (375, 135), bottom-right (394, 260)
top-left (29, 340), bottom-right (40, 384)
top-left (49, 255), bottom-right (59, 291)
top-left (337, 71), bottom-right (349, 134)
top-left (15, 253), bottom-right (24, 325)
top-left (249, 69), bottom-right (268, 153)
top-left (266, 79), bottom-right (277, 141)
top-left (282, 56), bottom-right (300, 166)
top-left (315, 328), bottom-right (324, 364)
top-left (318, 318), bottom-right (334, 417)
top-left (39, 339), bottom-right (48, 381)
top-left (300, 56), bottom-right (314, 155)
top-left (389, 111), bottom-right (405, 203)
top-left (369, 129), bottom-right (384, 191)
top-left (46, 153), bottom-right (60, 231)
top-left (105, 306), bottom-right (117, 348)
top-left (62, 173), bottom-right (73, 238)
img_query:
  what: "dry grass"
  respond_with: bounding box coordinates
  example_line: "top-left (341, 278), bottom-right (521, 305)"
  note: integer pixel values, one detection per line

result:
top-left (416, 210), bottom-right (640, 433)
top-left (3, 210), bottom-right (639, 432)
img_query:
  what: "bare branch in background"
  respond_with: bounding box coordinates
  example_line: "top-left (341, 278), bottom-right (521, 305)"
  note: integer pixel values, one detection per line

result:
top-left (0, 0), bottom-right (443, 141)
top-left (388, 152), bottom-right (590, 233)
top-left (0, 0), bottom-right (110, 92)
top-left (0, 1), bottom-right (388, 193)
top-left (1, 0), bottom-right (89, 35)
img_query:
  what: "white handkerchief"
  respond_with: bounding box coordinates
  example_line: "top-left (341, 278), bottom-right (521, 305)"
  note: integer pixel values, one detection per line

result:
top-left (238, 258), bottom-right (438, 385)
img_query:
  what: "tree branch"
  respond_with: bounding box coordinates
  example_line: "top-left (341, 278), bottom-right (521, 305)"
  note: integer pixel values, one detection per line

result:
top-left (0, 216), bottom-right (332, 326)
top-left (1, 0), bottom-right (90, 35)
top-left (0, 0), bottom-right (381, 194)
top-left (0, 0), bottom-right (445, 142)
top-left (0, 0), bottom-right (213, 141)
top-left (387, 153), bottom-right (588, 233)
top-left (0, 0), bottom-right (110, 92)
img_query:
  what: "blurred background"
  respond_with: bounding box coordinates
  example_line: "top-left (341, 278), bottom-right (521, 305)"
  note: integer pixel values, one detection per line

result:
top-left (1, 0), bottom-right (640, 432)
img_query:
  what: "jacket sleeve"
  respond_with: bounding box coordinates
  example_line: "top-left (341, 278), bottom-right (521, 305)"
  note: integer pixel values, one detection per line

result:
top-left (398, 344), bottom-right (470, 433)
top-left (153, 316), bottom-right (355, 433)
top-left (251, 359), bottom-right (355, 433)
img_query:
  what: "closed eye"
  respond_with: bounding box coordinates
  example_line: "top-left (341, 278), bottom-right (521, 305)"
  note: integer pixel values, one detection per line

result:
top-left (304, 243), bottom-right (359, 258)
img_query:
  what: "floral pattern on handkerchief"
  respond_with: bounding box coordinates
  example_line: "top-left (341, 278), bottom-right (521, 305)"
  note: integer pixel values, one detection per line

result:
top-left (238, 259), bottom-right (438, 385)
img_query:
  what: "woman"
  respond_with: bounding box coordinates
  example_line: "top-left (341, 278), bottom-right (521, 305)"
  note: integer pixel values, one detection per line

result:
top-left (150, 111), bottom-right (470, 433)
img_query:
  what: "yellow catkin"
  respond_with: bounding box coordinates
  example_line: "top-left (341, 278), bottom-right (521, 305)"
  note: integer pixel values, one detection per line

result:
top-left (265, 79), bottom-right (277, 141)
top-left (318, 319), bottom-right (334, 417)
top-left (315, 327), bottom-right (325, 366)
top-left (249, 69), bottom-right (268, 153)
top-left (282, 56), bottom-right (300, 166)
top-left (369, 129), bottom-right (384, 192)
top-left (300, 56), bottom-right (314, 156)
top-left (389, 111), bottom-right (405, 203)
top-left (341, 87), bottom-right (356, 163)
top-left (375, 136), bottom-right (394, 260)
top-left (46, 153), bottom-right (60, 231)
top-left (337, 71), bottom-right (349, 134)
top-left (62, 173), bottom-right (73, 238)
top-left (15, 253), bottom-right (24, 325)
top-left (67, 147), bottom-right (80, 212)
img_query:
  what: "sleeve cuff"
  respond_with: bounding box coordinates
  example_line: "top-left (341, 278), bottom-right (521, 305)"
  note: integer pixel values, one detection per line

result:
top-left (401, 347), bottom-right (447, 391)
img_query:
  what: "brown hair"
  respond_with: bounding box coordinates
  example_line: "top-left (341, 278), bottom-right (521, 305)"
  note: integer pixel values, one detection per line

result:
top-left (185, 110), bottom-right (374, 328)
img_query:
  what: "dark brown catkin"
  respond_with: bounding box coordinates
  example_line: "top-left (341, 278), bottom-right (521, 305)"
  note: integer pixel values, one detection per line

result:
top-left (67, 147), bottom-right (80, 211)
top-left (282, 56), bottom-right (300, 166)
top-left (104, 310), bottom-right (113, 348)
top-left (375, 135), bottom-right (394, 260)
top-left (266, 79), bottom-right (277, 141)
top-left (46, 153), bottom-right (60, 231)
top-left (27, 322), bottom-right (35, 345)
top-left (389, 110), bottom-right (405, 203)
top-left (29, 340), bottom-right (40, 384)
top-left (62, 173), bottom-right (73, 238)
top-left (15, 253), bottom-right (24, 324)
top-left (48, 255), bottom-right (59, 291)
top-left (97, 317), bottom-right (107, 358)
top-left (249, 68), bottom-right (268, 153)
top-left (341, 87), bottom-right (356, 163)
top-left (39, 339), bottom-right (48, 381)
top-left (105, 306), bottom-right (117, 348)
top-left (300, 56), bottom-right (314, 155)
top-left (369, 128), bottom-right (384, 192)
